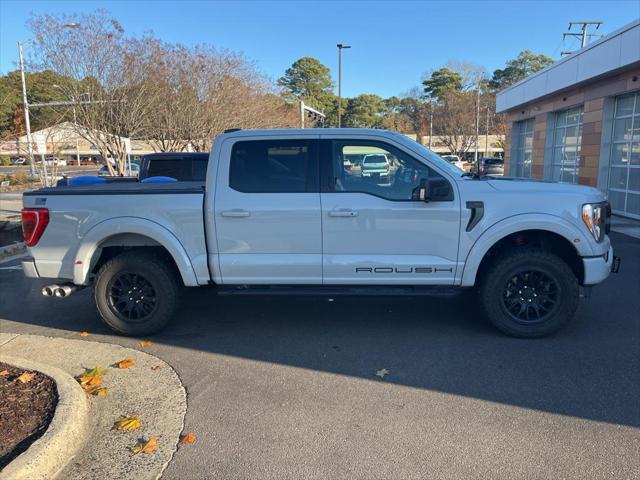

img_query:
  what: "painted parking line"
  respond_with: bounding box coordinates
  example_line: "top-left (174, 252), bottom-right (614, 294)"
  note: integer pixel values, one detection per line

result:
top-left (0, 265), bottom-right (22, 271)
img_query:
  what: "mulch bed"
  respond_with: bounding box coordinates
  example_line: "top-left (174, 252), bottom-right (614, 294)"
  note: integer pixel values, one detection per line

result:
top-left (0, 362), bottom-right (58, 469)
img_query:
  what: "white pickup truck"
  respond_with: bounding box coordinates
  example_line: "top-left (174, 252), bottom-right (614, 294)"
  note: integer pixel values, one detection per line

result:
top-left (21, 129), bottom-right (619, 338)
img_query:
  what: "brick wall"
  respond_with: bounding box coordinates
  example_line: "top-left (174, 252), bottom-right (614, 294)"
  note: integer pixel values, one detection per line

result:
top-left (501, 67), bottom-right (640, 184)
top-left (579, 98), bottom-right (604, 186)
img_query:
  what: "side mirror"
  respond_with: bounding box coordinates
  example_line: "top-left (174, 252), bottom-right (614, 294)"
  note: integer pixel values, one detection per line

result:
top-left (412, 178), bottom-right (430, 202)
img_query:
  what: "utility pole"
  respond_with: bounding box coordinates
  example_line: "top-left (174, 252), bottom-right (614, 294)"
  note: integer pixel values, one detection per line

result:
top-left (17, 23), bottom-right (79, 183)
top-left (337, 44), bottom-right (351, 128)
top-left (474, 79), bottom-right (481, 166)
top-left (561, 21), bottom-right (603, 55)
top-left (428, 99), bottom-right (433, 149)
top-left (300, 100), bottom-right (305, 129)
top-left (485, 105), bottom-right (490, 157)
top-left (17, 42), bottom-right (39, 179)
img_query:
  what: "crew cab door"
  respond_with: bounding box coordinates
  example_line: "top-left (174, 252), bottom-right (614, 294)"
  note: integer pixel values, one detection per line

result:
top-left (320, 138), bottom-right (461, 285)
top-left (214, 137), bottom-right (321, 284)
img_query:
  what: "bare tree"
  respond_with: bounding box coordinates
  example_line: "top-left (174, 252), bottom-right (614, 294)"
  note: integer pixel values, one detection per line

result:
top-left (433, 91), bottom-right (477, 158)
top-left (28, 12), bottom-right (164, 175)
top-left (28, 11), bottom-right (298, 169)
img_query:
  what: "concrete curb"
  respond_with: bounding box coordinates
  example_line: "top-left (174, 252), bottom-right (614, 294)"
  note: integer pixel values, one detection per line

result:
top-left (0, 355), bottom-right (89, 480)
top-left (0, 334), bottom-right (187, 480)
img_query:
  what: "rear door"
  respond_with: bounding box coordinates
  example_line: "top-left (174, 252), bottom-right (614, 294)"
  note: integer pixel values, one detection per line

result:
top-left (320, 137), bottom-right (461, 285)
top-left (214, 137), bottom-right (322, 284)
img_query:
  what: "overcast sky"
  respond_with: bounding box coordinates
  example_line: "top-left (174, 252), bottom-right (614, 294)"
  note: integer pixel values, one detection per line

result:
top-left (1, 0), bottom-right (638, 98)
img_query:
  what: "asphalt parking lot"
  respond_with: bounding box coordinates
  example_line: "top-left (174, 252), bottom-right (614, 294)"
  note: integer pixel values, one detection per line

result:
top-left (0, 232), bottom-right (638, 479)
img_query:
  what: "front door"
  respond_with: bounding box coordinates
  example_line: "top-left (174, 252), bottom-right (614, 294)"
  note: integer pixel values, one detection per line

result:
top-left (320, 138), bottom-right (461, 285)
top-left (214, 138), bottom-right (321, 284)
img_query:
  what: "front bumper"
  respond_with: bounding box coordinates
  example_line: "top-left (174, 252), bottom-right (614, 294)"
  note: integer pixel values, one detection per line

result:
top-left (582, 245), bottom-right (620, 285)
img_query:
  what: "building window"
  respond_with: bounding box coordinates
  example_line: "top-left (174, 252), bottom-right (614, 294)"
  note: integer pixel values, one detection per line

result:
top-left (514, 118), bottom-right (534, 177)
top-left (609, 92), bottom-right (640, 219)
top-left (551, 106), bottom-right (583, 183)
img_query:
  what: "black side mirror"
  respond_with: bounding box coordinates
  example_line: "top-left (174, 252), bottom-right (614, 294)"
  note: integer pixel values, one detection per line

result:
top-left (412, 178), bottom-right (430, 202)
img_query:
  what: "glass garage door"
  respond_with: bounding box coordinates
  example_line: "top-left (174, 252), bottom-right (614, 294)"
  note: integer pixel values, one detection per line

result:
top-left (609, 92), bottom-right (640, 219)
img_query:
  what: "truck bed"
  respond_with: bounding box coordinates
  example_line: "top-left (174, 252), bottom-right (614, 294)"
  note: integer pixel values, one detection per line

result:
top-left (22, 181), bottom-right (209, 286)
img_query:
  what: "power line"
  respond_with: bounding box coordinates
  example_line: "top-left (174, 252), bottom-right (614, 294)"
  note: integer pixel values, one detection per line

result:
top-left (561, 21), bottom-right (603, 56)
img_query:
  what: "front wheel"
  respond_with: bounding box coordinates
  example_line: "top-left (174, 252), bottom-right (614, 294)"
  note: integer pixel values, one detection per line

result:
top-left (479, 249), bottom-right (579, 338)
top-left (94, 251), bottom-right (181, 336)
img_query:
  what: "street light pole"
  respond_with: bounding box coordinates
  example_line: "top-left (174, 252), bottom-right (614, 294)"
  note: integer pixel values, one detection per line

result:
top-left (337, 44), bottom-right (350, 128)
top-left (17, 42), bottom-right (38, 178)
top-left (17, 23), bottom-right (80, 184)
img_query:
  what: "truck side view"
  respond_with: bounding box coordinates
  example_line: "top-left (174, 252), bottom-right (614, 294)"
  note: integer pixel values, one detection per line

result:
top-left (21, 129), bottom-right (620, 338)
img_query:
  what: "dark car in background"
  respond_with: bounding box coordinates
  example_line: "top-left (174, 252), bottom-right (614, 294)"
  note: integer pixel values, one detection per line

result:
top-left (139, 152), bottom-right (208, 181)
top-left (471, 157), bottom-right (504, 176)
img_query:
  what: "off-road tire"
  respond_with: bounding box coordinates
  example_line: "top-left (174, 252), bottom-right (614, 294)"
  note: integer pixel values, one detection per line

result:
top-left (479, 249), bottom-right (579, 338)
top-left (94, 251), bottom-right (180, 336)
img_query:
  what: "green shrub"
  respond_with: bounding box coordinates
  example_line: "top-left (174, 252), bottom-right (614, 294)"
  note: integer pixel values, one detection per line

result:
top-left (0, 156), bottom-right (11, 166)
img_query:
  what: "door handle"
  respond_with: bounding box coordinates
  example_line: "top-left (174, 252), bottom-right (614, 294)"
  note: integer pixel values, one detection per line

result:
top-left (221, 209), bottom-right (250, 218)
top-left (329, 209), bottom-right (358, 217)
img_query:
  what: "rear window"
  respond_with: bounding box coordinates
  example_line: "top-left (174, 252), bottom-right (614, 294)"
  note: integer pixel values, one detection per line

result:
top-left (483, 158), bottom-right (504, 165)
top-left (229, 140), bottom-right (316, 193)
top-left (363, 155), bottom-right (388, 164)
top-left (145, 156), bottom-right (208, 181)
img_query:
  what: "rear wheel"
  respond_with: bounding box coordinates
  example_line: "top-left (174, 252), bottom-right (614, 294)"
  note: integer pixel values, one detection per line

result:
top-left (479, 249), bottom-right (579, 338)
top-left (94, 251), bottom-right (180, 336)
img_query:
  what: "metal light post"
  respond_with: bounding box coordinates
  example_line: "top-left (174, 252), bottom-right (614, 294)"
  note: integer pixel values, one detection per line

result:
top-left (17, 23), bottom-right (80, 184)
top-left (474, 75), bottom-right (483, 169)
top-left (17, 41), bottom-right (36, 177)
top-left (336, 44), bottom-right (351, 128)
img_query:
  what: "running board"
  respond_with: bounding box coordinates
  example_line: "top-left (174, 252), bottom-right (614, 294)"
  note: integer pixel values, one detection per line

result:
top-left (215, 285), bottom-right (464, 297)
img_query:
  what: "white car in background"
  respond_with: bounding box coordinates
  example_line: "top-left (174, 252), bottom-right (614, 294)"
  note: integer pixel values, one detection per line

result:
top-left (361, 153), bottom-right (391, 179)
top-left (441, 155), bottom-right (467, 171)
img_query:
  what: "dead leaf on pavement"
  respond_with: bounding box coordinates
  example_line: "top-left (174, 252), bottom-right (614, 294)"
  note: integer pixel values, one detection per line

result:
top-left (114, 359), bottom-right (135, 369)
top-left (80, 331), bottom-right (89, 337)
top-left (15, 372), bottom-right (34, 384)
top-left (138, 340), bottom-right (153, 348)
top-left (178, 433), bottom-right (197, 445)
top-left (83, 366), bottom-right (108, 377)
top-left (77, 374), bottom-right (103, 387)
top-left (131, 436), bottom-right (158, 454)
top-left (375, 368), bottom-right (389, 379)
top-left (150, 365), bottom-right (162, 371)
top-left (93, 387), bottom-right (108, 396)
top-left (113, 416), bottom-right (142, 431)
top-left (82, 384), bottom-right (108, 396)
top-left (0, 369), bottom-right (10, 377)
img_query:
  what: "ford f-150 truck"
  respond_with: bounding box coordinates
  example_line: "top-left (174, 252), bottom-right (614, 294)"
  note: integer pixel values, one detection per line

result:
top-left (21, 129), bottom-right (619, 338)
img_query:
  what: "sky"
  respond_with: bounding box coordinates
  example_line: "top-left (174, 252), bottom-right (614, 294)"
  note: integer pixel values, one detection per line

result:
top-left (1, 0), bottom-right (639, 98)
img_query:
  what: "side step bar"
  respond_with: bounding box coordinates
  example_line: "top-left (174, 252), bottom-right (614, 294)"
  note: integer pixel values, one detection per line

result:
top-left (215, 285), bottom-right (465, 297)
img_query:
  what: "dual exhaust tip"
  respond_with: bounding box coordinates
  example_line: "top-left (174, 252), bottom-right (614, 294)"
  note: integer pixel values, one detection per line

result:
top-left (42, 284), bottom-right (79, 298)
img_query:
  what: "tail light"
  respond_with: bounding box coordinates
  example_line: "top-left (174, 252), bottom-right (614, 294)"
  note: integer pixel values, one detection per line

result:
top-left (21, 208), bottom-right (49, 246)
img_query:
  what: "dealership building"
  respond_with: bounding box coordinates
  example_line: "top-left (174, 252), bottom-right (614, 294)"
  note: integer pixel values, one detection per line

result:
top-left (497, 19), bottom-right (640, 219)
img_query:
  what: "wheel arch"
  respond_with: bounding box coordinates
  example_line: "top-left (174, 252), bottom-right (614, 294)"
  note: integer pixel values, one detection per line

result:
top-left (73, 217), bottom-right (198, 286)
top-left (461, 214), bottom-right (591, 287)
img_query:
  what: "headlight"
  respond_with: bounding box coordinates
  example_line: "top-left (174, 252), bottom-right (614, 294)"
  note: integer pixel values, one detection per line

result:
top-left (582, 203), bottom-right (606, 242)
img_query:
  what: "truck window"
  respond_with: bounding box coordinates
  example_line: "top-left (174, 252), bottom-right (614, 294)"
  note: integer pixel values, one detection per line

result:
top-left (230, 140), bottom-right (317, 193)
top-left (330, 141), bottom-right (451, 201)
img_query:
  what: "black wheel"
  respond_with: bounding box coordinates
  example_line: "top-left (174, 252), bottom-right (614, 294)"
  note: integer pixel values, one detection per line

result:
top-left (479, 249), bottom-right (579, 338)
top-left (94, 251), bottom-right (180, 336)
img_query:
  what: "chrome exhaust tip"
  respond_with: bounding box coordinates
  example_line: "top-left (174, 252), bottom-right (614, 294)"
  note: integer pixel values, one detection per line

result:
top-left (54, 284), bottom-right (78, 298)
top-left (42, 285), bottom-right (58, 297)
